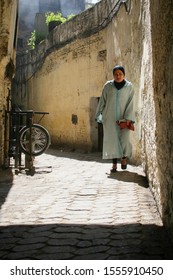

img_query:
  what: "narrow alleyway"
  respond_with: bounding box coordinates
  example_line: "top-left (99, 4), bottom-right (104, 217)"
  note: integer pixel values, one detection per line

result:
top-left (0, 148), bottom-right (173, 260)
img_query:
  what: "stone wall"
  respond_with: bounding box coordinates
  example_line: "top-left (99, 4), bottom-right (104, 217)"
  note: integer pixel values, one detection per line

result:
top-left (140, 0), bottom-right (173, 240)
top-left (0, 0), bottom-right (18, 166)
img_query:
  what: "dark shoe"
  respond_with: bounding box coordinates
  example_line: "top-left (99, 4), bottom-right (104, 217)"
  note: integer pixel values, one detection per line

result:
top-left (121, 157), bottom-right (127, 169)
top-left (110, 163), bottom-right (117, 173)
top-left (110, 168), bottom-right (117, 173)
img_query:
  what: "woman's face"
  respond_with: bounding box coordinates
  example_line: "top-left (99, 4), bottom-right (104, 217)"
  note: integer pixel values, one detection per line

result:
top-left (113, 70), bottom-right (125, 83)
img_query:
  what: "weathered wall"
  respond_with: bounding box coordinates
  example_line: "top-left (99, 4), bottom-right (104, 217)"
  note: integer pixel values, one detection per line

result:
top-left (140, 0), bottom-right (173, 239)
top-left (13, 0), bottom-right (142, 162)
top-left (0, 0), bottom-right (18, 166)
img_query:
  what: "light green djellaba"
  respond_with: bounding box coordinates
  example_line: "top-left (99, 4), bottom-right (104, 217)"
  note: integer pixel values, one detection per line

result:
top-left (95, 79), bottom-right (135, 159)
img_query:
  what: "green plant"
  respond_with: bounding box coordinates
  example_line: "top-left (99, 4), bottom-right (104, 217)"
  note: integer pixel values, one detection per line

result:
top-left (45, 12), bottom-right (75, 25)
top-left (27, 30), bottom-right (36, 49)
top-left (27, 30), bottom-right (46, 49)
top-left (45, 12), bottom-right (66, 25)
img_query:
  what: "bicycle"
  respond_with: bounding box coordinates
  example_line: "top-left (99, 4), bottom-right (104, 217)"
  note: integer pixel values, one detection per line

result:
top-left (17, 111), bottom-right (51, 156)
top-left (8, 110), bottom-right (51, 158)
top-left (19, 123), bottom-right (50, 156)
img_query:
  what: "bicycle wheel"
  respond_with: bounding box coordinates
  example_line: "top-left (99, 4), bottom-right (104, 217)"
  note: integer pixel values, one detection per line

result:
top-left (19, 124), bottom-right (50, 156)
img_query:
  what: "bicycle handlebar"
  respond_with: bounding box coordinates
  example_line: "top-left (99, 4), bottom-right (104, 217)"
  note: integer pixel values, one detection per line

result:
top-left (7, 110), bottom-right (49, 115)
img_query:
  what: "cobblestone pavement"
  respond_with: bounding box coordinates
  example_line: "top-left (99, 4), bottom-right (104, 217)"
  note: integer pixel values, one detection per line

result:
top-left (0, 148), bottom-right (173, 260)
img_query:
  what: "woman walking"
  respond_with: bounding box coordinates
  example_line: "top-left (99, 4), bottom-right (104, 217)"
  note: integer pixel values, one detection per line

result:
top-left (95, 65), bottom-right (135, 173)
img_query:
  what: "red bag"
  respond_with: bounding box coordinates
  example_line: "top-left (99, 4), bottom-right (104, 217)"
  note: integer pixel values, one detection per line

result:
top-left (116, 120), bottom-right (135, 131)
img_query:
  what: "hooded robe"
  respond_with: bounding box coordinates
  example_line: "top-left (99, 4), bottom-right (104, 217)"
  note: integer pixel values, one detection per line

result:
top-left (95, 79), bottom-right (135, 159)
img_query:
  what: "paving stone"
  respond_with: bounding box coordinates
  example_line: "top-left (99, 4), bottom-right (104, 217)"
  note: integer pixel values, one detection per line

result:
top-left (77, 240), bottom-right (92, 247)
top-left (0, 148), bottom-right (173, 260)
top-left (0, 237), bottom-right (20, 244)
top-left (1, 250), bottom-right (40, 260)
top-left (48, 239), bottom-right (78, 246)
top-left (49, 232), bottom-right (82, 239)
top-left (82, 232), bottom-right (111, 240)
top-left (41, 245), bottom-right (76, 254)
top-left (17, 237), bottom-right (48, 245)
top-left (75, 245), bottom-right (110, 255)
top-left (53, 226), bottom-right (85, 233)
top-left (73, 253), bottom-right (109, 260)
top-left (35, 253), bottom-right (74, 260)
top-left (109, 239), bottom-right (142, 247)
top-left (12, 243), bottom-right (45, 252)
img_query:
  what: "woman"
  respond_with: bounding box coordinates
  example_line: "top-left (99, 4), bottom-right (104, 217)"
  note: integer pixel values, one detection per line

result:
top-left (95, 65), bottom-right (135, 172)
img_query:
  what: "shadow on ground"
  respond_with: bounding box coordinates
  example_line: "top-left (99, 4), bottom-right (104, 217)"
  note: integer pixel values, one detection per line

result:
top-left (0, 223), bottom-right (173, 260)
top-left (0, 168), bottom-right (13, 210)
top-left (46, 147), bottom-right (108, 163)
top-left (107, 171), bottom-right (149, 188)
